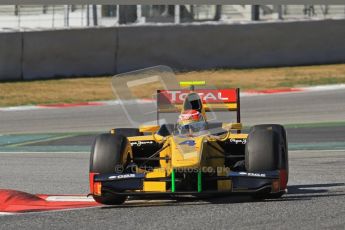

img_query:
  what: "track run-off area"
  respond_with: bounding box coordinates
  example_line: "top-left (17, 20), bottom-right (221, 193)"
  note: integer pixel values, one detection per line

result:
top-left (0, 87), bottom-right (344, 229)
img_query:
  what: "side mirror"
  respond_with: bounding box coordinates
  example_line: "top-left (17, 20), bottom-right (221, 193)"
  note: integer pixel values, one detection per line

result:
top-left (222, 123), bottom-right (242, 131)
top-left (139, 125), bottom-right (160, 133)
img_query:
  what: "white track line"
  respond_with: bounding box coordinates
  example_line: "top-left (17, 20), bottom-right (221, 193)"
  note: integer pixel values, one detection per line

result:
top-left (0, 199), bottom-right (177, 216)
top-left (0, 105), bottom-right (42, 112)
top-left (0, 196), bottom-right (98, 216)
top-left (301, 84), bottom-right (345, 92)
top-left (45, 196), bottom-right (176, 203)
top-left (0, 212), bottom-right (15, 216)
top-left (0, 206), bottom-right (101, 216)
top-left (45, 196), bottom-right (95, 202)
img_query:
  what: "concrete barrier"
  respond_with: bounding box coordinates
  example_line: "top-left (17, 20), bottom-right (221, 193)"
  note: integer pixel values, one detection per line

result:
top-left (117, 19), bottom-right (345, 72)
top-left (0, 19), bottom-right (345, 81)
top-left (22, 27), bottom-right (117, 80)
top-left (0, 32), bottom-right (22, 81)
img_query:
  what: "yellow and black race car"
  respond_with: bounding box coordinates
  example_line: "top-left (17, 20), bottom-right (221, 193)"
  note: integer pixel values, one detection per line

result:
top-left (89, 70), bottom-right (288, 205)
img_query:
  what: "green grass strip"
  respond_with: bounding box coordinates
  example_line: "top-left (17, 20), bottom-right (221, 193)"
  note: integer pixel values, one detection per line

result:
top-left (241, 120), bottom-right (345, 130)
top-left (0, 145), bottom-right (90, 153)
top-left (5, 133), bottom-right (78, 147)
top-left (289, 142), bottom-right (345, 151)
top-left (283, 121), bottom-right (345, 128)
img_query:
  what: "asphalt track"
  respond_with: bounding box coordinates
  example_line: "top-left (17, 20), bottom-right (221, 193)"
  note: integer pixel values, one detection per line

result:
top-left (0, 125), bottom-right (344, 153)
top-left (0, 88), bottom-right (344, 229)
top-left (0, 150), bottom-right (344, 229)
top-left (0, 88), bottom-right (345, 134)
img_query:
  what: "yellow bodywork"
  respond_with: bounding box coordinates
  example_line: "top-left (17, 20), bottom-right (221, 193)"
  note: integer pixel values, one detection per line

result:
top-left (128, 128), bottom-right (247, 192)
top-left (143, 169), bottom-right (166, 192)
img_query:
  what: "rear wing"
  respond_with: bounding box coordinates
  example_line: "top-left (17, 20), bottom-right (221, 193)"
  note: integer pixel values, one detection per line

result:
top-left (157, 88), bottom-right (241, 123)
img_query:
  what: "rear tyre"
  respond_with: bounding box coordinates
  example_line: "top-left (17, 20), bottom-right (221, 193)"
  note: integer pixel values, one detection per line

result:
top-left (245, 124), bottom-right (288, 199)
top-left (90, 133), bottom-right (132, 205)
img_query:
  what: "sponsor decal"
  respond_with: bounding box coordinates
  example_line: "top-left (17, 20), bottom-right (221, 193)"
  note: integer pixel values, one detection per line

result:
top-left (158, 89), bottom-right (237, 104)
top-left (130, 140), bottom-right (154, 147)
top-left (238, 172), bottom-right (266, 177)
top-left (179, 140), bottom-right (196, 146)
top-left (229, 138), bottom-right (247, 144)
top-left (108, 174), bottom-right (136, 180)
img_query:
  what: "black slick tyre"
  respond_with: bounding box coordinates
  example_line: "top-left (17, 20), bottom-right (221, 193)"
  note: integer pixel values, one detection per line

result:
top-left (90, 133), bottom-right (132, 205)
top-left (245, 124), bottom-right (288, 199)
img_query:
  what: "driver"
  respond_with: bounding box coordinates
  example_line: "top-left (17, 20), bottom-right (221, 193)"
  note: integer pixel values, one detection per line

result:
top-left (176, 109), bottom-right (207, 136)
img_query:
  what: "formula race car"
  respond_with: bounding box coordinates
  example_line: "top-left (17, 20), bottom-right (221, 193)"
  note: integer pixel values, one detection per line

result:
top-left (89, 67), bottom-right (288, 205)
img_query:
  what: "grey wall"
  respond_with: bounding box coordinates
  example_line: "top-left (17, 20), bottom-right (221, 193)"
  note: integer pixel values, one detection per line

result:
top-left (23, 28), bottom-right (117, 80)
top-left (117, 19), bottom-right (345, 72)
top-left (0, 32), bottom-right (22, 81)
top-left (0, 19), bottom-right (345, 81)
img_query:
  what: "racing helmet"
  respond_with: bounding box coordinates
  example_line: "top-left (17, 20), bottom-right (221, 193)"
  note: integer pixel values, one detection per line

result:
top-left (176, 109), bottom-right (207, 135)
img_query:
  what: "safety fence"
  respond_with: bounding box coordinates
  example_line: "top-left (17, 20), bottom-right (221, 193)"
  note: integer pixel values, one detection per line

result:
top-left (0, 5), bottom-right (344, 30)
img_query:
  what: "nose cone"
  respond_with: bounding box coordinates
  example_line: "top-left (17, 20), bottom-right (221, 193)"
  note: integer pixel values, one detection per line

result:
top-left (170, 136), bottom-right (203, 168)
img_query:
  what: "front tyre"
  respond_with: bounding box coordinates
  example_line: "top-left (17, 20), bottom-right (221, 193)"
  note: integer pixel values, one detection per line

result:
top-left (245, 124), bottom-right (288, 199)
top-left (89, 133), bottom-right (132, 205)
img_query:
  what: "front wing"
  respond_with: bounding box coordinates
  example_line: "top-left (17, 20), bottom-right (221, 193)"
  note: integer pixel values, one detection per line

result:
top-left (91, 170), bottom-right (285, 198)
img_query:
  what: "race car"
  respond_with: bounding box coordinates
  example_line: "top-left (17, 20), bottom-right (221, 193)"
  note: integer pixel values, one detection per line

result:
top-left (89, 80), bottom-right (288, 205)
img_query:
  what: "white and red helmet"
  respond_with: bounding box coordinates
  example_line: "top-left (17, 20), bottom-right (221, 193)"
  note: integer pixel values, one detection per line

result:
top-left (178, 110), bottom-right (203, 125)
top-left (177, 110), bottom-right (206, 135)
